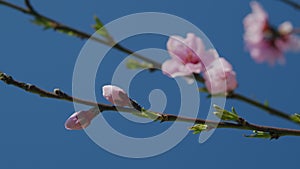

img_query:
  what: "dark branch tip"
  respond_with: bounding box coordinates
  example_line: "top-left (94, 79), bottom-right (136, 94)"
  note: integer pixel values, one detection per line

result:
top-left (0, 73), bottom-right (13, 82)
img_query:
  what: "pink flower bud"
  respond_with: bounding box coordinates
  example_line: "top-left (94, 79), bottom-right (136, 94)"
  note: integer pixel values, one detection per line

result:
top-left (203, 58), bottom-right (238, 94)
top-left (102, 85), bottom-right (131, 107)
top-left (65, 110), bottom-right (97, 130)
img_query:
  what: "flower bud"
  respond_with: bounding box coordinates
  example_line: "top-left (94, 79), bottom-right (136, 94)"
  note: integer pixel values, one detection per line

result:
top-left (102, 85), bottom-right (131, 107)
top-left (65, 110), bottom-right (97, 130)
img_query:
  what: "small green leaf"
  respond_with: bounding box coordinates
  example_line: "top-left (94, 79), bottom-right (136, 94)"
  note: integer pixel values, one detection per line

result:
top-left (290, 113), bottom-right (300, 123)
top-left (31, 17), bottom-right (53, 30)
top-left (0, 72), bottom-right (4, 80)
top-left (198, 87), bottom-right (208, 93)
top-left (231, 107), bottom-right (237, 115)
top-left (189, 124), bottom-right (208, 134)
top-left (213, 104), bottom-right (239, 121)
top-left (213, 104), bottom-right (223, 112)
top-left (93, 15), bottom-right (104, 30)
top-left (92, 15), bottom-right (112, 41)
top-left (244, 130), bottom-right (271, 139)
top-left (31, 17), bottom-right (78, 37)
top-left (131, 109), bottom-right (160, 120)
top-left (264, 100), bottom-right (269, 107)
top-left (126, 59), bottom-right (153, 70)
top-left (57, 29), bottom-right (77, 36)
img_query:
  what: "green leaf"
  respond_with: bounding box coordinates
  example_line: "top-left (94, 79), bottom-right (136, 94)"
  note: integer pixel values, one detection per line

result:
top-left (290, 113), bottom-right (300, 123)
top-left (244, 130), bottom-right (271, 139)
top-left (131, 109), bottom-right (160, 120)
top-left (57, 29), bottom-right (77, 36)
top-left (31, 17), bottom-right (53, 30)
top-left (189, 124), bottom-right (208, 134)
top-left (126, 59), bottom-right (153, 70)
top-left (93, 15), bottom-right (104, 30)
top-left (31, 17), bottom-right (78, 37)
top-left (92, 15), bottom-right (112, 40)
top-left (198, 87), bottom-right (208, 93)
top-left (231, 107), bottom-right (237, 115)
top-left (213, 104), bottom-right (239, 121)
top-left (0, 72), bottom-right (4, 80)
top-left (264, 100), bottom-right (269, 107)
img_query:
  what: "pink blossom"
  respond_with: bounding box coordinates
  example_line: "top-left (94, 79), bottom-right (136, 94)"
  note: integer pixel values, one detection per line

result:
top-left (244, 1), bottom-right (300, 65)
top-left (162, 33), bottom-right (218, 78)
top-left (203, 58), bottom-right (238, 94)
top-left (65, 110), bottom-right (97, 130)
top-left (102, 85), bottom-right (131, 107)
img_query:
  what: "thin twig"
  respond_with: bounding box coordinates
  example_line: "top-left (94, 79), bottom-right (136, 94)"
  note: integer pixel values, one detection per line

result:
top-left (227, 92), bottom-right (293, 122)
top-left (280, 0), bottom-right (300, 10)
top-left (0, 0), bottom-right (161, 68)
top-left (1, 71), bottom-right (300, 138)
top-left (206, 90), bottom-right (296, 125)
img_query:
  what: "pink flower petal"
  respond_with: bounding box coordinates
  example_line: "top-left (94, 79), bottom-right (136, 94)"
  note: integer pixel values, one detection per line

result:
top-left (203, 58), bottom-right (237, 94)
top-left (162, 59), bottom-right (194, 78)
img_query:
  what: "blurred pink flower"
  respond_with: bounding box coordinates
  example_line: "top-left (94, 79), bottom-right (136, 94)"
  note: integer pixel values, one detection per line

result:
top-left (65, 110), bottom-right (97, 130)
top-left (244, 1), bottom-right (300, 65)
top-left (203, 58), bottom-right (238, 94)
top-left (162, 33), bottom-right (218, 78)
top-left (277, 22), bottom-right (300, 51)
top-left (102, 85), bottom-right (131, 107)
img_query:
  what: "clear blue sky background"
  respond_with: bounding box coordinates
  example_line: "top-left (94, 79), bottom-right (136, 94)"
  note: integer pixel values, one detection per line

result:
top-left (1, 0), bottom-right (300, 168)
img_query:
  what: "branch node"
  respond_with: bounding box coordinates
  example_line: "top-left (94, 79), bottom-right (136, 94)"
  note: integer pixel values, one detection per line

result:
top-left (270, 132), bottom-right (280, 140)
top-left (129, 98), bottom-right (143, 112)
top-left (237, 117), bottom-right (247, 126)
top-left (24, 0), bottom-right (38, 14)
top-left (25, 83), bottom-right (34, 91)
top-left (159, 114), bottom-right (168, 123)
top-left (0, 73), bottom-right (10, 81)
top-left (54, 88), bottom-right (67, 97)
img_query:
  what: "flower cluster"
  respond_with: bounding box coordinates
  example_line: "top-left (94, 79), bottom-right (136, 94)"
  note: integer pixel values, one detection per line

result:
top-left (162, 33), bottom-right (217, 78)
top-left (162, 33), bottom-right (238, 94)
top-left (243, 1), bottom-right (300, 65)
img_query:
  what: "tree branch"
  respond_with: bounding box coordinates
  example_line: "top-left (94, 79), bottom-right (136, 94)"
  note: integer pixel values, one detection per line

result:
top-left (1, 71), bottom-right (300, 138)
top-left (280, 0), bottom-right (300, 10)
top-left (227, 92), bottom-right (294, 123)
top-left (0, 0), bottom-right (161, 69)
top-left (0, 0), bottom-right (299, 126)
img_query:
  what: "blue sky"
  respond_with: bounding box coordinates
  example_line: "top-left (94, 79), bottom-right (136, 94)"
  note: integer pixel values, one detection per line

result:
top-left (1, 0), bottom-right (300, 168)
